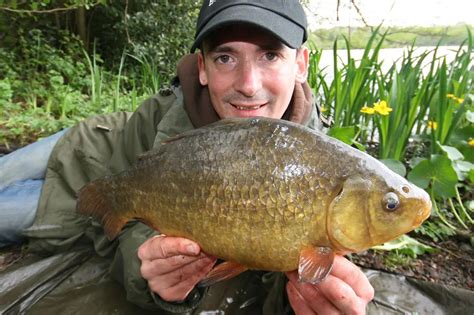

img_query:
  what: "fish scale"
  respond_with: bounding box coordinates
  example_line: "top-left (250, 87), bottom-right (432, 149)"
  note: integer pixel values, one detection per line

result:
top-left (78, 117), bottom-right (431, 283)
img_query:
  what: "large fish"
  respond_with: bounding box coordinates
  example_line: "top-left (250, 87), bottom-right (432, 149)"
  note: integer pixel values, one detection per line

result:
top-left (77, 117), bottom-right (431, 284)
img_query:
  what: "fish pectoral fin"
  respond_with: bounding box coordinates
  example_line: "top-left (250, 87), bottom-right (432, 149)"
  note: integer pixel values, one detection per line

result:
top-left (199, 261), bottom-right (248, 287)
top-left (297, 246), bottom-right (335, 284)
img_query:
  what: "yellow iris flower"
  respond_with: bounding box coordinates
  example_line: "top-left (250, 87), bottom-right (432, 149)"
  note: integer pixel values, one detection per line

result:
top-left (428, 120), bottom-right (438, 130)
top-left (360, 106), bottom-right (375, 115)
top-left (373, 100), bottom-right (393, 116)
top-left (469, 138), bottom-right (474, 147)
top-left (447, 94), bottom-right (464, 104)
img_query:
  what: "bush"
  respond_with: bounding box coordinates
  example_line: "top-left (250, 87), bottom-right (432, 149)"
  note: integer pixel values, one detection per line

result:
top-left (89, 0), bottom-right (200, 80)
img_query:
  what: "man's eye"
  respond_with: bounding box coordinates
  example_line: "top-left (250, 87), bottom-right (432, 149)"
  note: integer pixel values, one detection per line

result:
top-left (264, 52), bottom-right (278, 61)
top-left (216, 55), bottom-right (231, 63)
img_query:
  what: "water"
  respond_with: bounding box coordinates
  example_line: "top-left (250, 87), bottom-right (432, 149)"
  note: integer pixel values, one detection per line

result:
top-left (316, 45), bottom-right (467, 83)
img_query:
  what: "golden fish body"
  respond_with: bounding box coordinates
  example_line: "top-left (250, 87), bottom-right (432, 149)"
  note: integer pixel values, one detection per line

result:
top-left (78, 118), bottom-right (431, 279)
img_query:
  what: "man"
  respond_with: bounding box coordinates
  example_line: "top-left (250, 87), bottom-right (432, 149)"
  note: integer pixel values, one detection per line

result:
top-left (0, 0), bottom-right (373, 313)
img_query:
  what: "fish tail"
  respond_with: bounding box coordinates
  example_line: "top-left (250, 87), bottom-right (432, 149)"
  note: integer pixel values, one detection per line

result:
top-left (76, 179), bottom-right (127, 240)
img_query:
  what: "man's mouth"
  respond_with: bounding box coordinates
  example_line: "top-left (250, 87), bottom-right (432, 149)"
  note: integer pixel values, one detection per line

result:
top-left (232, 104), bottom-right (265, 111)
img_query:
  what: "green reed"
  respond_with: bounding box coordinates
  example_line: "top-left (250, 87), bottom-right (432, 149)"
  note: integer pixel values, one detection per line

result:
top-left (308, 28), bottom-right (473, 162)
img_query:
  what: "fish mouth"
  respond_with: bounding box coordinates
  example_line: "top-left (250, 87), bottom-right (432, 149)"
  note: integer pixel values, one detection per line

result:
top-left (413, 200), bottom-right (432, 227)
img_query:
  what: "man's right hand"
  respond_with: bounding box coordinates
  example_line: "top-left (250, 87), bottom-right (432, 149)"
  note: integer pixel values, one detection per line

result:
top-left (137, 235), bottom-right (217, 302)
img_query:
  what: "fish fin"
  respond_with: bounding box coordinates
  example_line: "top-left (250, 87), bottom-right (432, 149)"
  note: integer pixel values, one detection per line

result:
top-left (298, 246), bottom-right (335, 284)
top-left (161, 118), bottom-right (246, 145)
top-left (161, 127), bottom-right (214, 145)
top-left (136, 149), bottom-right (162, 163)
top-left (76, 179), bottom-right (127, 240)
top-left (199, 261), bottom-right (248, 287)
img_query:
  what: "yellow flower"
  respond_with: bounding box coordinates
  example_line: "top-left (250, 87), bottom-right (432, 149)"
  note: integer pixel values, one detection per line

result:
top-left (447, 94), bottom-right (464, 104)
top-left (360, 106), bottom-right (375, 115)
top-left (320, 106), bottom-right (327, 113)
top-left (373, 100), bottom-right (393, 116)
top-left (428, 120), bottom-right (438, 130)
top-left (469, 138), bottom-right (474, 147)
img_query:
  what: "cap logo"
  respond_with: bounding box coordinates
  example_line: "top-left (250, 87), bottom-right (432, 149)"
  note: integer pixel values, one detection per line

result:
top-left (209, 0), bottom-right (217, 6)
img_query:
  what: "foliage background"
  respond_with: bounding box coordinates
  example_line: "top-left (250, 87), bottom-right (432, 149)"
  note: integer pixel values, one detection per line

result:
top-left (0, 0), bottom-right (201, 79)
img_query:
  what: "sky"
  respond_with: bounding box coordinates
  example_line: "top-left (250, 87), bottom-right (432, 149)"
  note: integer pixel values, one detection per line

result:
top-left (306, 0), bottom-right (474, 29)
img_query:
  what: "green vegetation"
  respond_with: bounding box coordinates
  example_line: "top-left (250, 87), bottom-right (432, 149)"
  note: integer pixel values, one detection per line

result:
top-left (0, 0), bottom-right (200, 145)
top-left (307, 27), bottom-right (473, 245)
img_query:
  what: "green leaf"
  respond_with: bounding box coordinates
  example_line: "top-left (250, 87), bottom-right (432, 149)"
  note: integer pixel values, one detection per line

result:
top-left (372, 235), bottom-right (435, 258)
top-left (407, 155), bottom-right (458, 198)
top-left (438, 143), bottom-right (464, 161)
top-left (430, 155), bottom-right (459, 198)
top-left (380, 159), bottom-right (406, 177)
top-left (328, 126), bottom-right (357, 145)
top-left (460, 144), bottom-right (474, 164)
top-left (408, 156), bottom-right (426, 169)
top-left (407, 158), bottom-right (432, 188)
top-left (468, 169), bottom-right (474, 183)
top-left (453, 160), bottom-right (473, 181)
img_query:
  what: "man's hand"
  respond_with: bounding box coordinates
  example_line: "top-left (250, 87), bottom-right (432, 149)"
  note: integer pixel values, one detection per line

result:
top-left (137, 235), bottom-right (217, 302)
top-left (286, 255), bottom-right (374, 315)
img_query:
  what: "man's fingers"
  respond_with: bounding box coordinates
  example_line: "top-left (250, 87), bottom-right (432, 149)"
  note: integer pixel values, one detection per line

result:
top-left (314, 274), bottom-right (366, 315)
top-left (140, 252), bottom-right (207, 279)
top-left (138, 236), bottom-right (200, 261)
top-left (330, 256), bottom-right (374, 301)
top-left (287, 281), bottom-right (317, 315)
top-left (148, 256), bottom-right (216, 301)
top-left (286, 271), bottom-right (340, 315)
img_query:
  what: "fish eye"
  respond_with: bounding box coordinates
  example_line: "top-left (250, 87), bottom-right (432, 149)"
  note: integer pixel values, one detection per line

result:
top-left (383, 192), bottom-right (399, 212)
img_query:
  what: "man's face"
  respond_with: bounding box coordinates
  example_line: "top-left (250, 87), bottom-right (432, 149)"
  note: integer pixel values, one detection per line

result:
top-left (198, 24), bottom-right (309, 119)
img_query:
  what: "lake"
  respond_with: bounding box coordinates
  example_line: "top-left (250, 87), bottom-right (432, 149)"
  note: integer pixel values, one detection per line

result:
top-left (316, 46), bottom-right (468, 82)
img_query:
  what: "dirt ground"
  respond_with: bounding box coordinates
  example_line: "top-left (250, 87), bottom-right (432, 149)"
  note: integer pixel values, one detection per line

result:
top-left (351, 235), bottom-right (474, 291)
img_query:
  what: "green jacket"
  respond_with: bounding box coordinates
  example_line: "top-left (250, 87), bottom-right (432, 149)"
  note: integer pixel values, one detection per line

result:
top-left (23, 84), bottom-right (323, 313)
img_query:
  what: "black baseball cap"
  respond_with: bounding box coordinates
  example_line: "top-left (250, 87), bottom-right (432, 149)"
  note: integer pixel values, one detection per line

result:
top-left (191, 0), bottom-right (308, 52)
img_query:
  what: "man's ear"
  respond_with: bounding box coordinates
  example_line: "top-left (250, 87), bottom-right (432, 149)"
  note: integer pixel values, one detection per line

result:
top-left (198, 52), bottom-right (208, 86)
top-left (295, 47), bottom-right (309, 83)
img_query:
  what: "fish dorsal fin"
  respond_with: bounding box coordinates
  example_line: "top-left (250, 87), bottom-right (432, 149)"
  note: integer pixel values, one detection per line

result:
top-left (298, 246), bottom-right (335, 284)
top-left (160, 118), bottom-right (265, 147)
top-left (136, 130), bottom-right (203, 163)
top-left (161, 118), bottom-right (247, 144)
top-left (199, 261), bottom-right (248, 287)
top-left (136, 148), bottom-right (162, 163)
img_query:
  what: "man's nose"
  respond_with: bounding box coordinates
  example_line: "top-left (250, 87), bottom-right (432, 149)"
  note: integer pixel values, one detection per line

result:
top-left (234, 61), bottom-right (262, 97)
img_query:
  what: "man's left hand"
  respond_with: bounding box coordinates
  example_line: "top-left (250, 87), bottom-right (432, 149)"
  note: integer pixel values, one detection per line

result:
top-left (285, 255), bottom-right (374, 315)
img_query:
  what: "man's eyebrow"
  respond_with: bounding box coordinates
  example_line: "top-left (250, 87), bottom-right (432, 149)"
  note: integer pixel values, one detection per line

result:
top-left (208, 45), bottom-right (235, 53)
top-left (208, 42), bottom-right (286, 54)
top-left (258, 42), bottom-right (286, 51)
